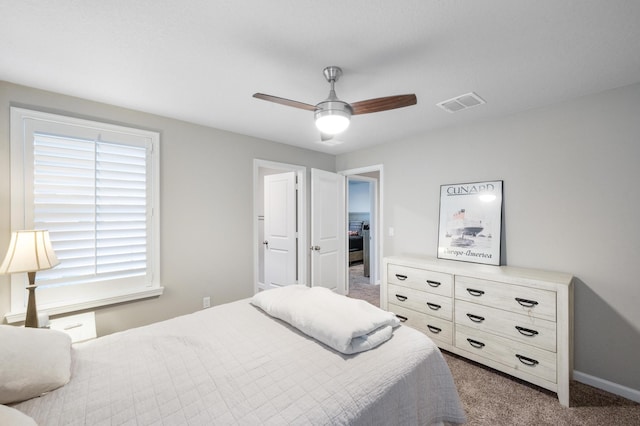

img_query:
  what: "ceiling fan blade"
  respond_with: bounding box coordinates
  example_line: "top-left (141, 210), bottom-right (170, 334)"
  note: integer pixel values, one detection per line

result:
top-left (253, 93), bottom-right (316, 111)
top-left (351, 94), bottom-right (417, 115)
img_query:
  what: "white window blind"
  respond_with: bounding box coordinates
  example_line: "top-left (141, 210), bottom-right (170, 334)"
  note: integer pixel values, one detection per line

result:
top-left (33, 134), bottom-right (148, 287)
top-left (7, 107), bottom-right (162, 321)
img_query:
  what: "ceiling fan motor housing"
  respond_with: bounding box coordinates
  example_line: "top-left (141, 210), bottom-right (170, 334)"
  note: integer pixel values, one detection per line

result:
top-left (314, 99), bottom-right (352, 134)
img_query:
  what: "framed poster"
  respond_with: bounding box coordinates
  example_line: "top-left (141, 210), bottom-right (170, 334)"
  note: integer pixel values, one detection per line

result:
top-left (437, 180), bottom-right (503, 265)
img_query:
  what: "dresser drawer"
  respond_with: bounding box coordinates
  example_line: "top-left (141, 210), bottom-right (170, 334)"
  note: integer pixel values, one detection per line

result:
top-left (388, 284), bottom-right (452, 320)
top-left (455, 299), bottom-right (556, 352)
top-left (388, 264), bottom-right (453, 297)
top-left (456, 324), bottom-right (557, 383)
top-left (391, 304), bottom-right (453, 345)
top-left (455, 276), bottom-right (556, 321)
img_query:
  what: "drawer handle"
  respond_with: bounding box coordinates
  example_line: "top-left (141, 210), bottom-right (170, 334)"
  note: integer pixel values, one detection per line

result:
top-left (395, 274), bottom-right (408, 281)
top-left (426, 302), bottom-right (441, 311)
top-left (515, 297), bottom-right (539, 308)
top-left (516, 354), bottom-right (539, 367)
top-left (426, 280), bottom-right (441, 287)
top-left (466, 288), bottom-right (485, 297)
top-left (63, 322), bottom-right (84, 331)
top-left (466, 313), bottom-right (485, 323)
top-left (466, 338), bottom-right (485, 349)
top-left (427, 325), bottom-right (442, 334)
top-left (395, 314), bottom-right (408, 322)
top-left (395, 294), bottom-right (408, 302)
top-left (515, 326), bottom-right (539, 337)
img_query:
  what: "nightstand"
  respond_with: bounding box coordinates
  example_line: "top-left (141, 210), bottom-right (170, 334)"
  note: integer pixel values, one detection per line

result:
top-left (48, 312), bottom-right (97, 343)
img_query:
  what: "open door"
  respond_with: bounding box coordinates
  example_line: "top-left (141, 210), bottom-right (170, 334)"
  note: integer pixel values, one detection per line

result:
top-left (263, 172), bottom-right (297, 289)
top-left (310, 168), bottom-right (346, 294)
top-left (254, 160), bottom-right (307, 294)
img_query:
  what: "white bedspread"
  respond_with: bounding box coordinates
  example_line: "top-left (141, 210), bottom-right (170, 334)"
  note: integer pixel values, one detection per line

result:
top-left (13, 299), bottom-right (466, 425)
top-left (251, 286), bottom-right (400, 354)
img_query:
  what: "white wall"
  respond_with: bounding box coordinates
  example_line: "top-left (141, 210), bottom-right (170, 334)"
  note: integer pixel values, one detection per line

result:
top-left (0, 81), bottom-right (335, 336)
top-left (336, 83), bottom-right (640, 393)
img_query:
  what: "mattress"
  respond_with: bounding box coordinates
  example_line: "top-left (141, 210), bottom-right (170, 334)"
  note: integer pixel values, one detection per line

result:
top-left (13, 299), bottom-right (465, 425)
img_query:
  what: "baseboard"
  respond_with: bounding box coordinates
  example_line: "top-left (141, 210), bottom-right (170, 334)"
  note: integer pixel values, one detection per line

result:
top-left (574, 370), bottom-right (640, 403)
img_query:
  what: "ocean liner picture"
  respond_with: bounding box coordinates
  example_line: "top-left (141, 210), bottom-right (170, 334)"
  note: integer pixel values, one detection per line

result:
top-left (448, 208), bottom-right (483, 236)
top-left (438, 181), bottom-right (502, 265)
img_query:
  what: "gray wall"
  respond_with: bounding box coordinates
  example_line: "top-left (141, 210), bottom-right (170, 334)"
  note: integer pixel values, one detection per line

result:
top-left (349, 180), bottom-right (371, 213)
top-left (0, 81), bottom-right (334, 336)
top-left (337, 83), bottom-right (640, 392)
top-left (2, 79), bottom-right (638, 394)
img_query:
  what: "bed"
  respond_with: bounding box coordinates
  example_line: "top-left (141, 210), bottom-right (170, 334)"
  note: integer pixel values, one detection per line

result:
top-left (6, 293), bottom-right (465, 425)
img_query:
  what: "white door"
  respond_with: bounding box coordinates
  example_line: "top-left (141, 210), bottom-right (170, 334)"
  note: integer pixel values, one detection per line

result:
top-left (264, 172), bottom-right (297, 289)
top-left (310, 169), bottom-right (346, 294)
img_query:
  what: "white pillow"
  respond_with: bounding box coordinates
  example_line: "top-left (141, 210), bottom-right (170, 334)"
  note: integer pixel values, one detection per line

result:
top-left (0, 405), bottom-right (37, 426)
top-left (0, 325), bottom-right (72, 404)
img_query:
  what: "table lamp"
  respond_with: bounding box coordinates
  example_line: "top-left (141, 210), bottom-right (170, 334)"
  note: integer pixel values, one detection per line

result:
top-left (0, 230), bottom-right (59, 327)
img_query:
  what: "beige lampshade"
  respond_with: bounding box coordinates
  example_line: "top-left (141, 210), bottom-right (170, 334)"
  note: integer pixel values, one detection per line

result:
top-left (0, 230), bottom-right (60, 275)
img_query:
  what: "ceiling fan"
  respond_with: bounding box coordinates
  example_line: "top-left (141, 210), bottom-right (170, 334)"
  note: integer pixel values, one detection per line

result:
top-left (253, 66), bottom-right (417, 136)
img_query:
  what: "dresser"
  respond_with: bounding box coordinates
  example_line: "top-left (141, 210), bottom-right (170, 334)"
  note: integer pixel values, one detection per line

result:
top-left (382, 256), bottom-right (573, 407)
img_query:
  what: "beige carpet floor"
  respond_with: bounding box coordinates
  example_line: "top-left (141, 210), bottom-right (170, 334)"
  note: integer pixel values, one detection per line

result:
top-left (444, 350), bottom-right (640, 425)
top-left (347, 262), bottom-right (380, 307)
top-left (346, 263), bottom-right (640, 425)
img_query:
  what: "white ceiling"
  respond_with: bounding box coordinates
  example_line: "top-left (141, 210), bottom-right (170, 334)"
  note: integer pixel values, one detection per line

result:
top-left (2, 1), bottom-right (639, 154)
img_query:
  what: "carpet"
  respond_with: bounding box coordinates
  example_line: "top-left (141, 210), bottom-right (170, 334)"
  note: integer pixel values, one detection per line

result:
top-left (347, 262), bottom-right (380, 307)
top-left (443, 350), bottom-right (640, 425)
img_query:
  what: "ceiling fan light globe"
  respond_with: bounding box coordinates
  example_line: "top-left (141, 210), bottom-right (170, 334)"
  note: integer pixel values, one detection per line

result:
top-left (315, 114), bottom-right (350, 135)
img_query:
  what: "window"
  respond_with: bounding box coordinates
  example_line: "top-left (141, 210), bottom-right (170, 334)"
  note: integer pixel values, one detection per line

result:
top-left (6, 108), bottom-right (162, 322)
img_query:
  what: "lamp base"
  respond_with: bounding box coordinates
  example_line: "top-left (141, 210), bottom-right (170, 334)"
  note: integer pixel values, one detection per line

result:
top-left (25, 272), bottom-right (39, 328)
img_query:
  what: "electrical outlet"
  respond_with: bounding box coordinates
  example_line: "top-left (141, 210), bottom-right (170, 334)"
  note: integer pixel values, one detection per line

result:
top-left (202, 296), bottom-right (211, 309)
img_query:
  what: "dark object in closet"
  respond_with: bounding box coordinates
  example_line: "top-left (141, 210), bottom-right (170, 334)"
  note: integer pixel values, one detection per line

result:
top-left (349, 221), bottom-right (364, 264)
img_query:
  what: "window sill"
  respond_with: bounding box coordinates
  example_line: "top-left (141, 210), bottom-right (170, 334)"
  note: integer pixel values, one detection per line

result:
top-left (4, 286), bottom-right (164, 324)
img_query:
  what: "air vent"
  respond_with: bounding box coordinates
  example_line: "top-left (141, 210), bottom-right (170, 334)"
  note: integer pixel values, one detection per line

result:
top-left (437, 92), bottom-right (486, 113)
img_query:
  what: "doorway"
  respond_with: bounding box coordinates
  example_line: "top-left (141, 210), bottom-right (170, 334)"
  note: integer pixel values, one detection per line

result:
top-left (347, 178), bottom-right (373, 283)
top-left (253, 160), bottom-right (379, 301)
top-left (341, 165), bottom-right (382, 307)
